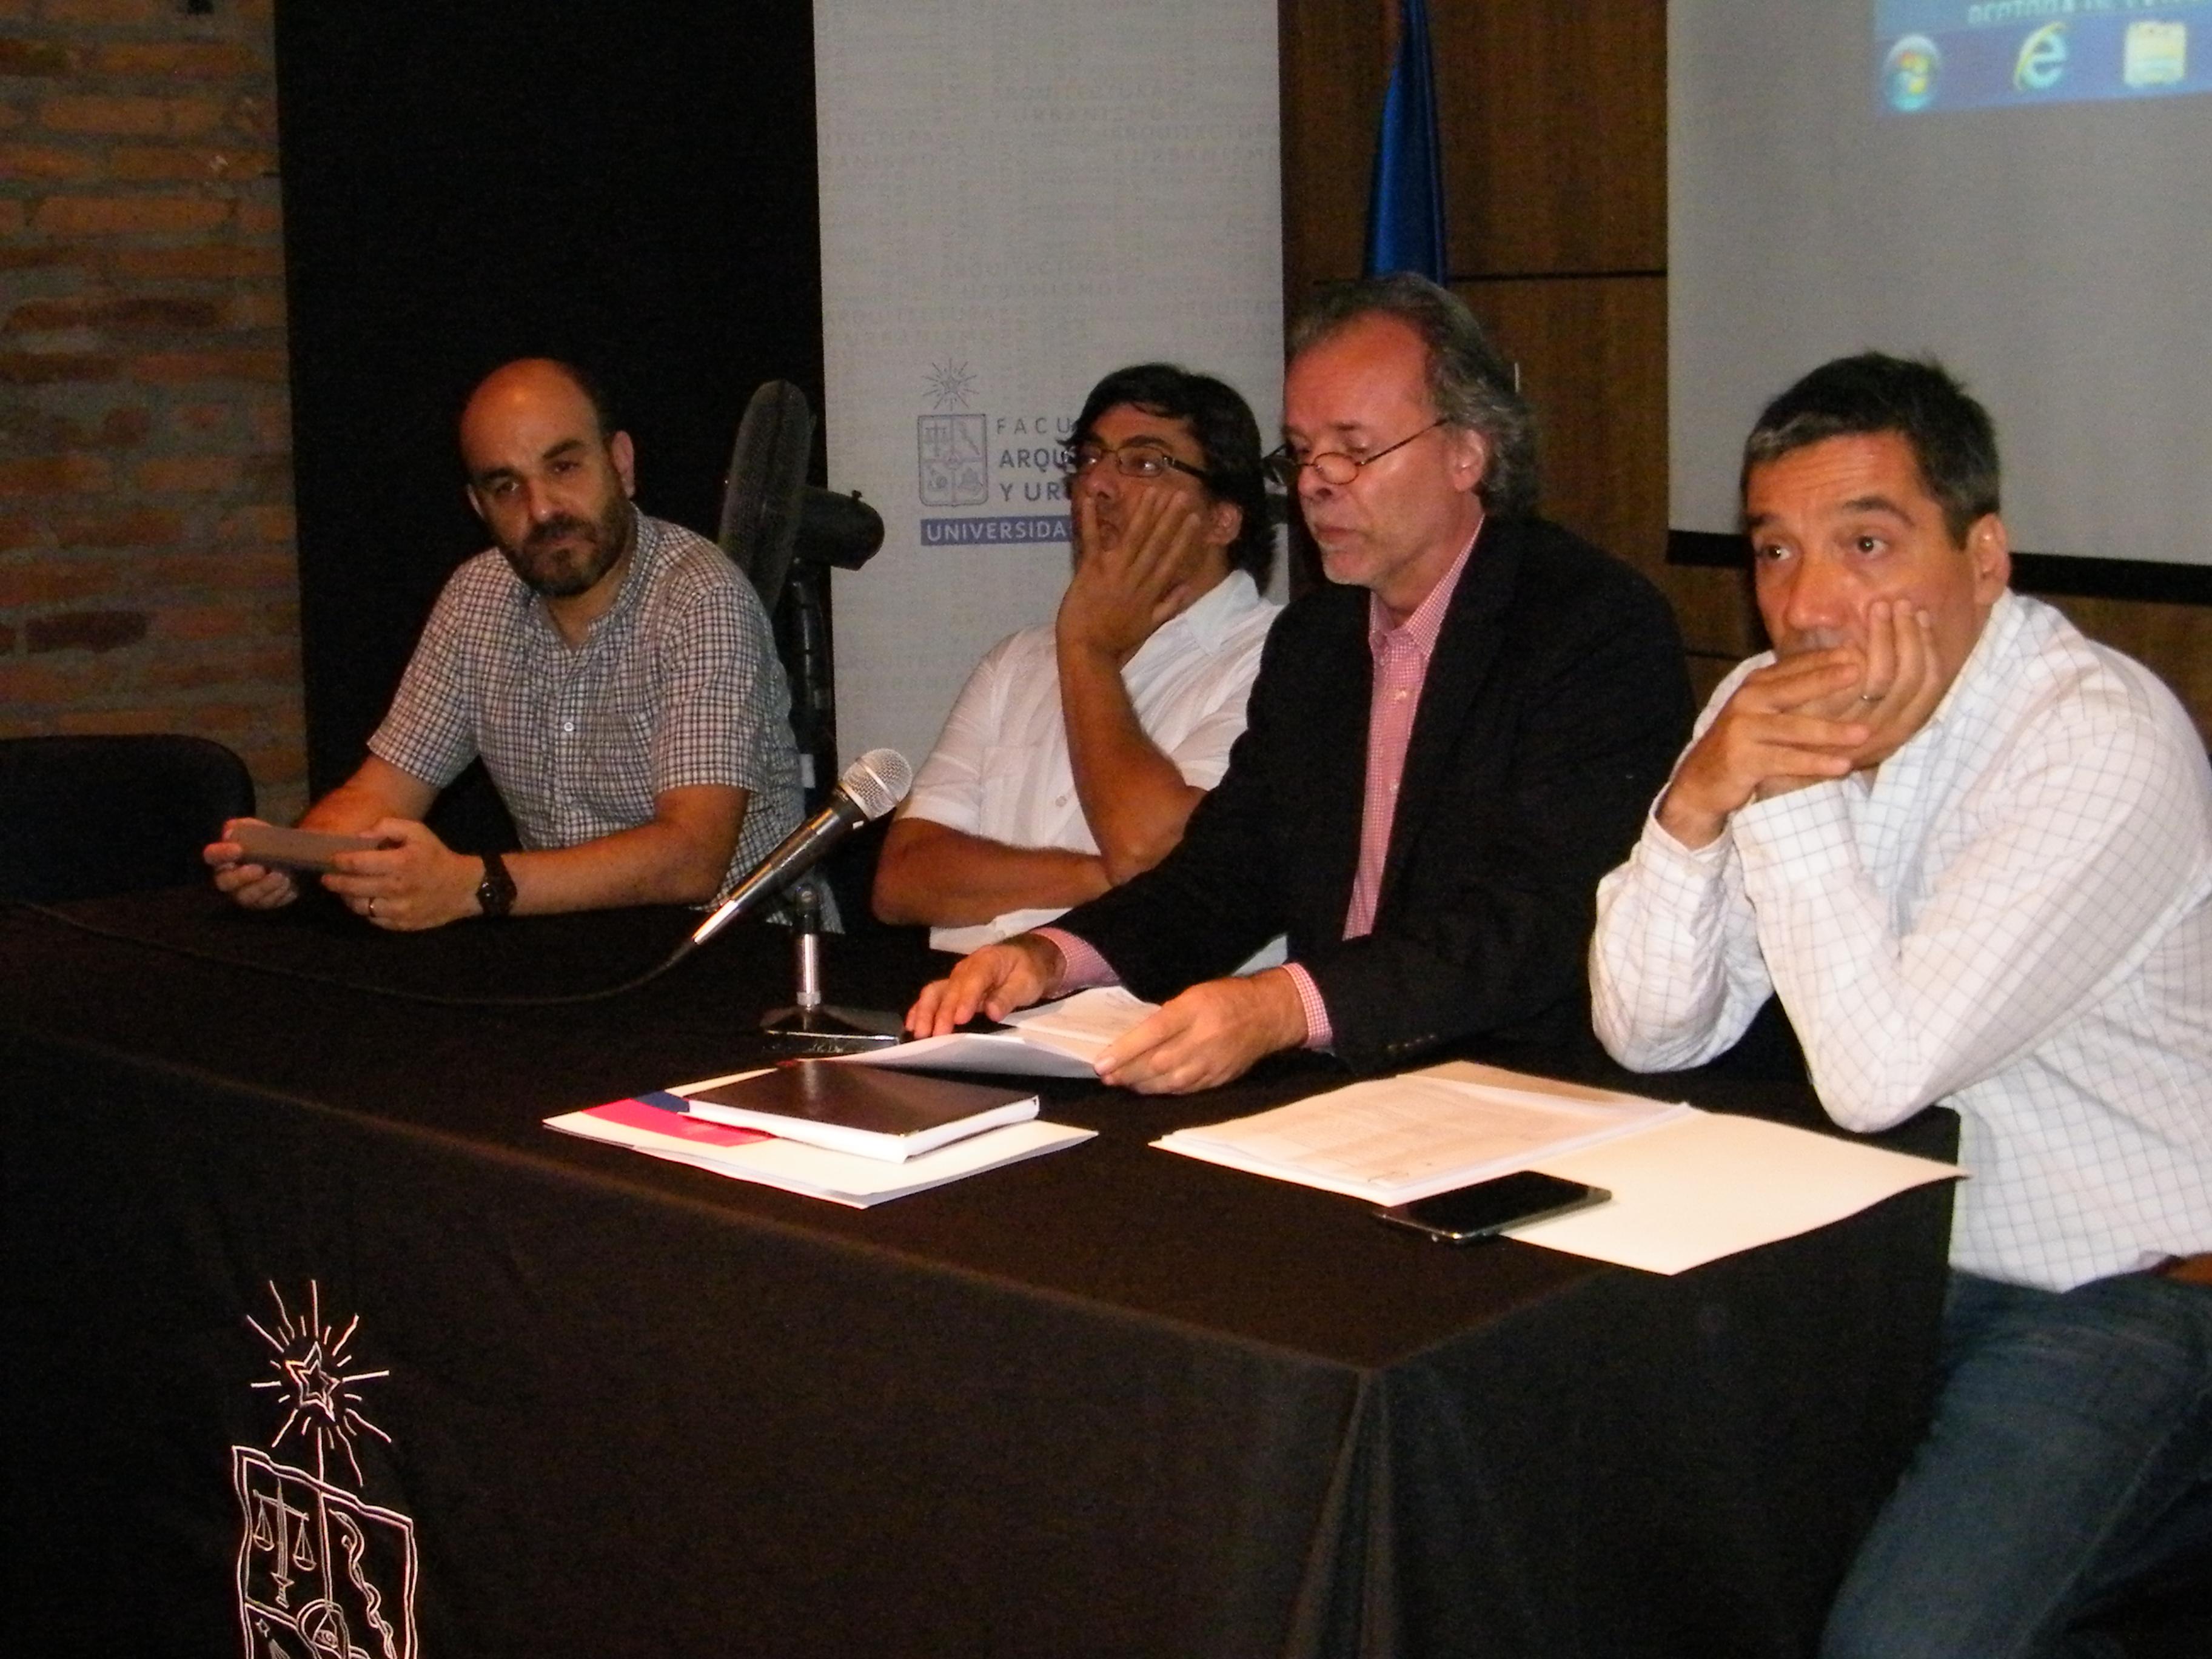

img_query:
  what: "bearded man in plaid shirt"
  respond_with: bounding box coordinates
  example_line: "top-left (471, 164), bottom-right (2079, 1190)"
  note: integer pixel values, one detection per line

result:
top-left (207, 358), bottom-right (800, 929)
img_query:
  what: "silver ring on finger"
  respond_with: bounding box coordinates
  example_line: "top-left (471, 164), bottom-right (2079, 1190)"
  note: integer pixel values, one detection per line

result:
top-left (368, 896), bottom-right (378, 919)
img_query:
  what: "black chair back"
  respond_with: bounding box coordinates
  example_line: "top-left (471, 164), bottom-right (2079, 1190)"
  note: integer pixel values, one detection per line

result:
top-left (0, 734), bottom-right (255, 902)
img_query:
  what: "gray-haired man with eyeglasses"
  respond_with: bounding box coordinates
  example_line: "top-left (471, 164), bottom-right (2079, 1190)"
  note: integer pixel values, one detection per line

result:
top-left (908, 275), bottom-right (1691, 1091)
top-left (874, 361), bottom-right (1280, 949)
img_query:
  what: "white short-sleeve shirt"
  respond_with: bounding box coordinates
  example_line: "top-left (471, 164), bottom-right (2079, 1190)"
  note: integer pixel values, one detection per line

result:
top-left (905, 570), bottom-right (1279, 954)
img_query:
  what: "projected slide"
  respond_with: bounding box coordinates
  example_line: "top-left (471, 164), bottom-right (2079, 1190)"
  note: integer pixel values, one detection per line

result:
top-left (1878, 1), bottom-right (2212, 113)
top-left (1676, 0), bottom-right (2212, 569)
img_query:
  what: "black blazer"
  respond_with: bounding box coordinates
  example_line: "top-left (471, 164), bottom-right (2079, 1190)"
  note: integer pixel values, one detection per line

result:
top-left (1060, 513), bottom-right (1692, 1074)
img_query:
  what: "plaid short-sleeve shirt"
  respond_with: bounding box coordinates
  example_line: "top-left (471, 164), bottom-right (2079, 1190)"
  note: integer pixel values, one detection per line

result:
top-left (369, 509), bottom-right (802, 900)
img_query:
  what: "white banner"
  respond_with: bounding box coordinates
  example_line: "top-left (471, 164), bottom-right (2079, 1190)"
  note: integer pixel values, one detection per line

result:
top-left (816, 0), bottom-right (1283, 771)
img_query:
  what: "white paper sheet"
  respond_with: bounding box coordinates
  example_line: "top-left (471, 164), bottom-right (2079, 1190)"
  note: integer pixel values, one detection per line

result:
top-left (1154, 1061), bottom-right (1692, 1206)
top-left (1000, 988), bottom-right (1156, 1047)
top-left (839, 988), bottom-right (1156, 1078)
top-left (1503, 1111), bottom-right (1962, 1275)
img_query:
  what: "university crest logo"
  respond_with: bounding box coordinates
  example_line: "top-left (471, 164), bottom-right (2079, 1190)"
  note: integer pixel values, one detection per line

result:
top-left (918, 360), bottom-right (987, 507)
top-left (233, 1282), bottom-right (418, 1659)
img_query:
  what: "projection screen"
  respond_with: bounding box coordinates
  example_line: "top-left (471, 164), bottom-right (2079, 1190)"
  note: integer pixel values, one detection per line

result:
top-left (1671, 1), bottom-right (2212, 573)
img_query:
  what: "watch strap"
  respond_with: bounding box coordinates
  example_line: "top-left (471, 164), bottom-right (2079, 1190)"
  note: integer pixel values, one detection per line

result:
top-left (475, 849), bottom-right (517, 920)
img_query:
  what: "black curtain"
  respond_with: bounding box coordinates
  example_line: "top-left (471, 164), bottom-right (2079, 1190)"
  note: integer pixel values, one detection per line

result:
top-left (275, 1), bottom-right (825, 796)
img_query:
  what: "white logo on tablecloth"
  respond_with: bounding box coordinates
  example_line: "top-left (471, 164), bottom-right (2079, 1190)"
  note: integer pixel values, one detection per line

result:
top-left (232, 1281), bottom-right (417, 1659)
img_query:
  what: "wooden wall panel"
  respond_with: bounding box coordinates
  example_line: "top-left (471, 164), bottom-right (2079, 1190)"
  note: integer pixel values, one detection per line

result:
top-left (1454, 275), bottom-right (1758, 677)
top-left (1452, 276), bottom-right (1663, 564)
top-left (1278, 0), bottom-right (1392, 306)
top-left (1430, 0), bottom-right (1666, 275)
top-left (1281, 0), bottom-right (1666, 294)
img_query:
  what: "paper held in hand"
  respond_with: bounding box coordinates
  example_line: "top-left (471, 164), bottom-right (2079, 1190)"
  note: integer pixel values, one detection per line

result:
top-left (840, 987), bottom-right (1159, 1078)
top-left (1154, 1061), bottom-right (1694, 1208)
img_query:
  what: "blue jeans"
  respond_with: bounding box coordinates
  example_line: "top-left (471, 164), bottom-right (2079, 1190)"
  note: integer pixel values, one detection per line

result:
top-left (1822, 1269), bottom-right (2212, 1659)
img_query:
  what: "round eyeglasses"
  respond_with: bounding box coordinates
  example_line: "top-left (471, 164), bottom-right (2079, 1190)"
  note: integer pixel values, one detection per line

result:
top-left (1262, 418), bottom-right (1449, 489)
top-left (1067, 442), bottom-right (1212, 485)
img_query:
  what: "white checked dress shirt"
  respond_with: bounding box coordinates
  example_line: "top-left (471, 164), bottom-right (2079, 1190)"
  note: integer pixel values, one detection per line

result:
top-left (369, 509), bottom-right (802, 901)
top-left (1592, 591), bottom-right (2212, 1290)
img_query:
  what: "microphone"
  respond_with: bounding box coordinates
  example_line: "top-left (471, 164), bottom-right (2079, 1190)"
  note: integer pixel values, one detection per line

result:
top-left (683, 748), bottom-right (911, 953)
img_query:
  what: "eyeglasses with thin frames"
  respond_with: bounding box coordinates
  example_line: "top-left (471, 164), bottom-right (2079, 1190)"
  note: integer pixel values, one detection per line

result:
top-left (1066, 441), bottom-right (1213, 485)
top-left (1262, 418), bottom-right (1449, 489)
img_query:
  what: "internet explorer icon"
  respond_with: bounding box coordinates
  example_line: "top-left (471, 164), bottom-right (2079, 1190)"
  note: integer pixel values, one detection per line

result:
top-left (2013, 22), bottom-right (2068, 94)
top-left (1884, 35), bottom-right (1941, 113)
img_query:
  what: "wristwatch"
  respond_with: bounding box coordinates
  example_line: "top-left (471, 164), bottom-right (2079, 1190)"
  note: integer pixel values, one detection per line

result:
top-left (474, 850), bottom-right (517, 920)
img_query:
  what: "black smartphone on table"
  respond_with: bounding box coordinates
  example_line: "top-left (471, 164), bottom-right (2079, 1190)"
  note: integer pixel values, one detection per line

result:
top-left (1374, 1170), bottom-right (1610, 1244)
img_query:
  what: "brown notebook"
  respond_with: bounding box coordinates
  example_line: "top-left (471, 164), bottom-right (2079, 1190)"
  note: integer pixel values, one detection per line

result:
top-left (679, 1061), bottom-right (1039, 1162)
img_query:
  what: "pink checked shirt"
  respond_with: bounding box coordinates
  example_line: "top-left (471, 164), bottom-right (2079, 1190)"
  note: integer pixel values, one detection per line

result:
top-left (1042, 535), bottom-right (1478, 1051)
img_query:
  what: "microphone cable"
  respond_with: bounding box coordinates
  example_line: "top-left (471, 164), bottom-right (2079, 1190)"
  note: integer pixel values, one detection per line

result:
top-left (5, 748), bottom-right (915, 1011)
top-left (8, 897), bottom-right (703, 1010)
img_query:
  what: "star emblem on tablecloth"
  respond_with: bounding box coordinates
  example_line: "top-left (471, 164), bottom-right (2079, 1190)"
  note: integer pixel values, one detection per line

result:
top-left (249, 1281), bottom-right (391, 1487)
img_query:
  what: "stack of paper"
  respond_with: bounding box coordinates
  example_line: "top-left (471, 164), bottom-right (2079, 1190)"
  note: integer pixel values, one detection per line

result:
top-left (1153, 1060), bottom-right (1962, 1273)
top-left (1156, 1061), bottom-right (1692, 1207)
top-left (546, 1083), bottom-right (1093, 1208)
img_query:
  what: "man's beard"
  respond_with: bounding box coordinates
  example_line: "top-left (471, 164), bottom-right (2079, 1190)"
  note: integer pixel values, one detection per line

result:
top-left (501, 498), bottom-right (631, 598)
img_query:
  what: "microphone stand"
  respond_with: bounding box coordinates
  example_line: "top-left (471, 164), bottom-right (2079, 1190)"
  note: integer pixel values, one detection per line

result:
top-left (757, 875), bottom-right (903, 1054)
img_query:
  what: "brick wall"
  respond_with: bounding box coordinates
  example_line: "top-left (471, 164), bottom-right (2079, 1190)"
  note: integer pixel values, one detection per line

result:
top-left (0, 0), bottom-right (304, 822)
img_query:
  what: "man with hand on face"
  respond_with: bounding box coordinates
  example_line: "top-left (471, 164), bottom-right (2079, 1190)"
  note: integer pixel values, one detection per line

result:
top-left (907, 274), bottom-right (1690, 1093)
top-left (872, 362), bottom-right (1279, 951)
top-left (1590, 355), bottom-right (2212, 1658)
top-left (205, 357), bottom-right (801, 929)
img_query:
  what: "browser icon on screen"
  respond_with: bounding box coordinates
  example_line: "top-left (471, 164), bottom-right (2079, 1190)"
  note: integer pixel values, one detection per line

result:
top-left (2013, 23), bottom-right (2068, 94)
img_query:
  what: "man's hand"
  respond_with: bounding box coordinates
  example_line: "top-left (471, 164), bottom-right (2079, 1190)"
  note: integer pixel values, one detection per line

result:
top-left (1660, 603), bottom-right (1946, 850)
top-left (1057, 487), bottom-right (1207, 669)
top-left (2156, 1253), bottom-right (2212, 1288)
top-left (906, 934), bottom-right (1065, 1036)
top-left (1797, 600), bottom-right (1945, 773)
top-left (1092, 968), bottom-right (1306, 1095)
top-left (1657, 651), bottom-right (1868, 848)
top-left (204, 817), bottom-right (300, 910)
top-left (320, 818), bottom-right (481, 931)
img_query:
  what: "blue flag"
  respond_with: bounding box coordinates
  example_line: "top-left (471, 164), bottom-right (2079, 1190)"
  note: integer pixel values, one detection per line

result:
top-left (1364, 0), bottom-right (1449, 283)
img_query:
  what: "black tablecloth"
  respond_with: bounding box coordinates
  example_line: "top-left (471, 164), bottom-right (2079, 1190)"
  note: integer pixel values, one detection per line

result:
top-left (0, 890), bottom-right (1956, 1658)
